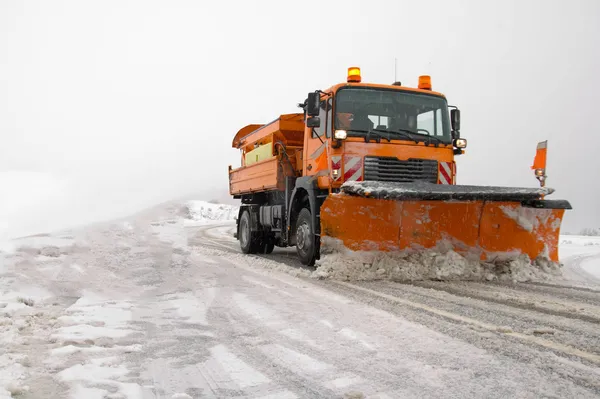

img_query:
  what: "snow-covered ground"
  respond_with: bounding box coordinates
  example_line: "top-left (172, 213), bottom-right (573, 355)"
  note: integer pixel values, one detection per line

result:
top-left (558, 235), bottom-right (600, 282)
top-left (0, 200), bottom-right (599, 398)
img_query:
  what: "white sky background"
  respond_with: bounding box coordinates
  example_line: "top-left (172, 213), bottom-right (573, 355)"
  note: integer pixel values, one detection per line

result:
top-left (1, 0), bottom-right (599, 239)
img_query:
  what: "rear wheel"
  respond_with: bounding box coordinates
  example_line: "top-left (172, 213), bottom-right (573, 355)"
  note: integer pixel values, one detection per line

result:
top-left (264, 240), bottom-right (275, 254)
top-left (296, 207), bottom-right (317, 266)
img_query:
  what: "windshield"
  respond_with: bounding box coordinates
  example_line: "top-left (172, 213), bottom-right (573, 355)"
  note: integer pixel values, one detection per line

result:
top-left (334, 87), bottom-right (452, 143)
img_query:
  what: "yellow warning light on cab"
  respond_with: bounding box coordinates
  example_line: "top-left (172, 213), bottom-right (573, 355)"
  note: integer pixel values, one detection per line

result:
top-left (418, 75), bottom-right (432, 90)
top-left (347, 67), bottom-right (361, 83)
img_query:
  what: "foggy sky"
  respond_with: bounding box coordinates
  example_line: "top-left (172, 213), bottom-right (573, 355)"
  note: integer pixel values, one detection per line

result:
top-left (1, 0), bottom-right (599, 239)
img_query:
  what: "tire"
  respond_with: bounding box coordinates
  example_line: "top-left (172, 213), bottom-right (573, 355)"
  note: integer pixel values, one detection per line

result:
top-left (295, 207), bottom-right (317, 266)
top-left (238, 209), bottom-right (256, 254)
top-left (253, 237), bottom-right (274, 254)
top-left (264, 241), bottom-right (275, 254)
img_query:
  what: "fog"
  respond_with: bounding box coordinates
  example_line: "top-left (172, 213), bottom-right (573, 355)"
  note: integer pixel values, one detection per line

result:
top-left (1, 0), bottom-right (599, 239)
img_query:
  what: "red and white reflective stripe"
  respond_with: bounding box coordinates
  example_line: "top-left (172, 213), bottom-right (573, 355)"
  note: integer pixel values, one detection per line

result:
top-left (331, 155), bottom-right (342, 180)
top-left (438, 161), bottom-right (453, 185)
top-left (344, 156), bottom-right (363, 182)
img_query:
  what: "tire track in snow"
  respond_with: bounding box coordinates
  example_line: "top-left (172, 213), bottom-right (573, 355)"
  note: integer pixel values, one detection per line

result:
top-left (409, 281), bottom-right (600, 325)
top-left (524, 281), bottom-right (600, 295)
top-left (205, 291), bottom-right (344, 398)
top-left (225, 292), bottom-right (384, 396)
top-left (332, 280), bottom-right (600, 366)
top-left (560, 253), bottom-right (600, 285)
top-left (189, 222), bottom-right (305, 270)
top-left (372, 280), bottom-right (600, 356)
top-left (197, 223), bottom-right (600, 358)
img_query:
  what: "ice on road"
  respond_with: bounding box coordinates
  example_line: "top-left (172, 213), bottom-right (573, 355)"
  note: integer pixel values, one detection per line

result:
top-left (0, 200), bottom-right (599, 398)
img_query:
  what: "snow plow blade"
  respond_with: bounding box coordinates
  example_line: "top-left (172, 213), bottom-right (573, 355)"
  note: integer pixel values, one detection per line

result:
top-left (320, 181), bottom-right (572, 262)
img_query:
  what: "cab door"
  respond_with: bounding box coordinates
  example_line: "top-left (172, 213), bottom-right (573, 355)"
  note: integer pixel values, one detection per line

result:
top-left (303, 97), bottom-right (332, 181)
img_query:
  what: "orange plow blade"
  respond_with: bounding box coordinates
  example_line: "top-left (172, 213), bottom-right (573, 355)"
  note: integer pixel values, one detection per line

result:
top-left (320, 182), bottom-right (571, 263)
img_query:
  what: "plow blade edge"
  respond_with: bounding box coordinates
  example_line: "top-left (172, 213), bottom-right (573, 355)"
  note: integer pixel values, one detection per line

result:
top-left (320, 182), bottom-right (572, 262)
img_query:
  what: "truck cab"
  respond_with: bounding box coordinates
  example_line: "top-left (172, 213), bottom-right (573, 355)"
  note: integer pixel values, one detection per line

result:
top-left (301, 68), bottom-right (466, 192)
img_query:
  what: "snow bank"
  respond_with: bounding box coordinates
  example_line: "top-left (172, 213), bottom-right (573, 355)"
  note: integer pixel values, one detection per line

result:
top-left (181, 201), bottom-right (238, 226)
top-left (313, 237), bottom-right (562, 283)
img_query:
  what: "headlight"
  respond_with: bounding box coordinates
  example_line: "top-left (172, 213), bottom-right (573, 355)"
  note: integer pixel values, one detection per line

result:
top-left (334, 130), bottom-right (347, 140)
top-left (454, 138), bottom-right (467, 148)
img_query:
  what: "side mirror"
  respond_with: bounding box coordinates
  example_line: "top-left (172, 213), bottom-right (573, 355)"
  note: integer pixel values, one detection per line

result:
top-left (307, 116), bottom-right (321, 128)
top-left (451, 108), bottom-right (461, 133)
top-left (306, 92), bottom-right (320, 117)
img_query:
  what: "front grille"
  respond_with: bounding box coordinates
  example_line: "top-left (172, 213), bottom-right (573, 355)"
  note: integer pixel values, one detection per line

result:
top-left (363, 156), bottom-right (438, 183)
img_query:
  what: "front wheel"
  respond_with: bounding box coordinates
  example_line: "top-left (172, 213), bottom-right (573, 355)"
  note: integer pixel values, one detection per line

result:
top-left (296, 207), bottom-right (317, 266)
top-left (238, 209), bottom-right (256, 254)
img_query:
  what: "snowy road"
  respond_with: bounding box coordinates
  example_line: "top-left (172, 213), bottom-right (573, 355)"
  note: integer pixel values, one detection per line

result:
top-left (1, 202), bottom-right (600, 398)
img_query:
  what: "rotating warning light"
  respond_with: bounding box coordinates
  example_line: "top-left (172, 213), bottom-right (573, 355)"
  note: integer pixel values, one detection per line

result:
top-left (347, 67), bottom-right (361, 83)
top-left (418, 75), bottom-right (432, 90)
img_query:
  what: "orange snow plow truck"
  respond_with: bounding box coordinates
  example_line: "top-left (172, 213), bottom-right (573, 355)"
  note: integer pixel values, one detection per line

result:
top-left (228, 67), bottom-right (571, 266)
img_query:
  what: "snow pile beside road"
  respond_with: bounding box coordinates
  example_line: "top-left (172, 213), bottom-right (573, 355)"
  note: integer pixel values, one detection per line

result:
top-left (182, 201), bottom-right (238, 226)
top-left (313, 237), bottom-right (562, 283)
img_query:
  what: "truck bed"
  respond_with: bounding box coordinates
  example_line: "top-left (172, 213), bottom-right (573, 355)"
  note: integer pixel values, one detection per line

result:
top-left (229, 114), bottom-right (304, 196)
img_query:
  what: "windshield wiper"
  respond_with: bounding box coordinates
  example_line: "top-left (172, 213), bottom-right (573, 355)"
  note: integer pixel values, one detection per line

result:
top-left (410, 131), bottom-right (445, 146)
top-left (384, 128), bottom-right (446, 147)
top-left (347, 129), bottom-right (391, 143)
top-left (346, 128), bottom-right (447, 147)
top-left (373, 128), bottom-right (419, 144)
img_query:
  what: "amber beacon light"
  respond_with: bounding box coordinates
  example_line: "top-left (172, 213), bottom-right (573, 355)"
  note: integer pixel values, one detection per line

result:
top-left (347, 67), bottom-right (361, 83)
top-left (418, 75), bottom-right (432, 90)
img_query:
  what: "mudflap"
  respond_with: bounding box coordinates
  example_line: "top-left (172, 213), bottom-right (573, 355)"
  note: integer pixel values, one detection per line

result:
top-left (319, 181), bottom-right (572, 263)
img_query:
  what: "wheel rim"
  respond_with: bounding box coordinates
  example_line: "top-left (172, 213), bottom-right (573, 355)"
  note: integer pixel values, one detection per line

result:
top-left (240, 218), bottom-right (249, 247)
top-left (296, 221), bottom-right (310, 253)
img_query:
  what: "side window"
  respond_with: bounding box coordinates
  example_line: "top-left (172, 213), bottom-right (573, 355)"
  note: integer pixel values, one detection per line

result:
top-left (435, 109), bottom-right (443, 137)
top-left (417, 110), bottom-right (435, 135)
top-left (312, 98), bottom-right (333, 138)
